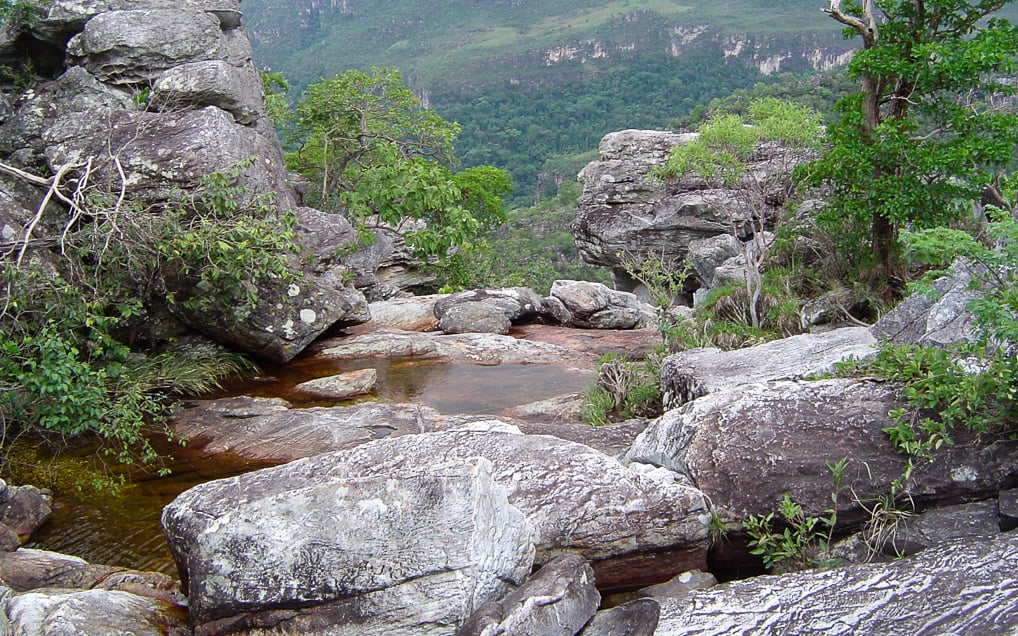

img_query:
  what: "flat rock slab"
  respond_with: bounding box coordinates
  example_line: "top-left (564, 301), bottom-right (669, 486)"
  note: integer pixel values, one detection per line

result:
top-left (332, 423), bottom-right (710, 589)
top-left (513, 324), bottom-right (662, 359)
top-left (171, 397), bottom-right (444, 462)
top-left (314, 329), bottom-right (596, 366)
top-left (659, 327), bottom-right (877, 407)
top-left (163, 458), bottom-right (533, 635)
top-left (654, 533), bottom-right (1018, 635)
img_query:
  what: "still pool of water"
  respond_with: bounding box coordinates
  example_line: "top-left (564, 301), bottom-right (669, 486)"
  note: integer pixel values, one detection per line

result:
top-left (24, 359), bottom-right (594, 576)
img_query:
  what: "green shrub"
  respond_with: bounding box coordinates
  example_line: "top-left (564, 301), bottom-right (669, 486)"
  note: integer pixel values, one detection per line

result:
top-left (581, 353), bottom-right (663, 426)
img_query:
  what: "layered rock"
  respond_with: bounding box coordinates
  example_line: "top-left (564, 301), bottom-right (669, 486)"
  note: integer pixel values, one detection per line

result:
top-left (0, 0), bottom-right (369, 361)
top-left (574, 129), bottom-right (805, 290)
top-left (163, 457), bottom-right (534, 635)
top-left (658, 326), bottom-right (877, 407)
top-left (628, 379), bottom-right (1018, 529)
top-left (655, 534), bottom-right (1018, 634)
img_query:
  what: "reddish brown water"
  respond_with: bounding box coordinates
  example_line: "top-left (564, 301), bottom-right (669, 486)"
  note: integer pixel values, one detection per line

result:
top-left (23, 358), bottom-right (593, 575)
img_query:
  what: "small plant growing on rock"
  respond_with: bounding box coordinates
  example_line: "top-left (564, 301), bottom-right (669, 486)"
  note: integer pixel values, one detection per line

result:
top-left (744, 457), bottom-right (847, 573)
top-left (582, 353), bottom-right (663, 426)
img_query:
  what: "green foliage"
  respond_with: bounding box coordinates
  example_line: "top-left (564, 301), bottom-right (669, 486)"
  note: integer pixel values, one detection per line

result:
top-left (0, 162), bottom-right (293, 485)
top-left (582, 353), bottom-right (663, 426)
top-left (435, 178), bottom-right (609, 293)
top-left (283, 67), bottom-right (512, 259)
top-left (801, 0), bottom-right (1018, 283)
top-left (0, 0), bottom-right (48, 26)
top-left (744, 458), bottom-right (847, 573)
top-left (260, 67), bottom-right (291, 128)
top-left (838, 213), bottom-right (1018, 462)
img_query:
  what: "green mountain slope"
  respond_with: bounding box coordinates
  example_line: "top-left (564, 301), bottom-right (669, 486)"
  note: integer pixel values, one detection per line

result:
top-left (242, 0), bottom-right (851, 203)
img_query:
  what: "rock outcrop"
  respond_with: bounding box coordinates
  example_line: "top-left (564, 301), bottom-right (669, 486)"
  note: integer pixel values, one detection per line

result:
top-left (658, 326), bottom-right (877, 407)
top-left (574, 129), bottom-right (806, 291)
top-left (0, 0), bottom-right (369, 362)
top-left (628, 379), bottom-right (1018, 529)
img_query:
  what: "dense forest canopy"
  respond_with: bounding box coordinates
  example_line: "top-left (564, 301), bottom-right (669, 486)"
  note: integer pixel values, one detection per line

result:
top-left (242, 0), bottom-right (851, 204)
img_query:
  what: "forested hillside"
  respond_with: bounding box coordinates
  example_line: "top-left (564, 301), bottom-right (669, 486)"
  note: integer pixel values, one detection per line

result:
top-left (242, 0), bottom-right (851, 204)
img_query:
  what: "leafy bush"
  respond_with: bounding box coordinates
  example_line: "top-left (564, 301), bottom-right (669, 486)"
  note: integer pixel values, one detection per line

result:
top-left (839, 214), bottom-right (1018, 462)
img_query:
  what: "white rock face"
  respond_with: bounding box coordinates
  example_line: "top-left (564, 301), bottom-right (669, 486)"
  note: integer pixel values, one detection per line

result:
top-left (655, 534), bottom-right (1018, 635)
top-left (163, 457), bottom-right (534, 635)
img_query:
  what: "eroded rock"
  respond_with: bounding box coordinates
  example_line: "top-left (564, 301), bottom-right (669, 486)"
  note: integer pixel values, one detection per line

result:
top-left (655, 534), bottom-right (1018, 635)
top-left (658, 327), bottom-right (877, 407)
top-left (162, 457), bottom-right (533, 635)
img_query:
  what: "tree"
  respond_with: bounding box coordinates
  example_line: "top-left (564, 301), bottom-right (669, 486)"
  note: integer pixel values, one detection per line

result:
top-left (804, 0), bottom-right (1018, 290)
top-left (284, 68), bottom-right (511, 258)
top-left (655, 98), bottom-right (823, 329)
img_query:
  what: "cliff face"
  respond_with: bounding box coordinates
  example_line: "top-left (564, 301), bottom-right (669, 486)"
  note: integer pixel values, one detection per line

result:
top-left (0, 0), bottom-right (369, 362)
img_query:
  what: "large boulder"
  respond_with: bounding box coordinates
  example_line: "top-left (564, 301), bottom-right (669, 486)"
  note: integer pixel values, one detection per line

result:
top-left (163, 457), bottom-right (534, 635)
top-left (549, 280), bottom-right (655, 329)
top-left (654, 533), bottom-right (1018, 635)
top-left (165, 271), bottom-right (369, 363)
top-left (434, 287), bottom-right (544, 335)
top-left (306, 423), bottom-right (711, 589)
top-left (628, 379), bottom-right (1018, 529)
top-left (658, 327), bottom-right (877, 407)
top-left (573, 130), bottom-right (804, 289)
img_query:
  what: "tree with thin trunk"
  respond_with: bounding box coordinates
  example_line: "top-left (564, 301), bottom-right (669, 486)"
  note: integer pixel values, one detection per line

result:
top-left (803, 0), bottom-right (1018, 294)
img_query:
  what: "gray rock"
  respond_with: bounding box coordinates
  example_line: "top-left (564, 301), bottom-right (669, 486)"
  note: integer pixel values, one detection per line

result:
top-left (0, 66), bottom-right (132, 158)
top-left (150, 60), bottom-right (264, 124)
top-left (66, 9), bottom-right (228, 84)
top-left (166, 272), bottom-right (369, 364)
top-left (655, 534), bottom-right (1018, 635)
top-left (686, 234), bottom-right (741, 289)
top-left (45, 105), bottom-right (297, 211)
top-left (367, 294), bottom-right (443, 331)
top-left (550, 280), bottom-right (654, 329)
top-left (1000, 488), bottom-right (1018, 531)
top-left (573, 130), bottom-right (802, 280)
top-left (629, 379), bottom-right (1018, 529)
top-left (658, 326), bottom-right (877, 408)
top-left (5, 588), bottom-right (189, 636)
top-left (580, 598), bottom-right (660, 636)
top-left (170, 397), bottom-right (444, 462)
top-left (162, 457), bottom-right (534, 634)
top-left (438, 301), bottom-right (512, 335)
top-left (0, 480), bottom-right (51, 539)
top-left (291, 368), bottom-right (377, 400)
top-left (318, 329), bottom-right (593, 366)
top-left (459, 554), bottom-right (600, 636)
top-left (871, 259), bottom-right (984, 347)
top-left (434, 287), bottom-right (544, 324)
top-left (36, 0), bottom-right (243, 42)
top-left (319, 422), bottom-right (712, 589)
top-left (540, 294), bottom-right (574, 324)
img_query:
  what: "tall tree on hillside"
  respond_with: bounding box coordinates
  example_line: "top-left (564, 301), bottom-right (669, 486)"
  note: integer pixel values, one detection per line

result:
top-left (285, 68), bottom-right (512, 258)
top-left (804, 0), bottom-right (1018, 292)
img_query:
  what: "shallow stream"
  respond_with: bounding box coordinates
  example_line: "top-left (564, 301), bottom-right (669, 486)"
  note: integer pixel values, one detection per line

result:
top-left (23, 356), bottom-right (593, 575)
